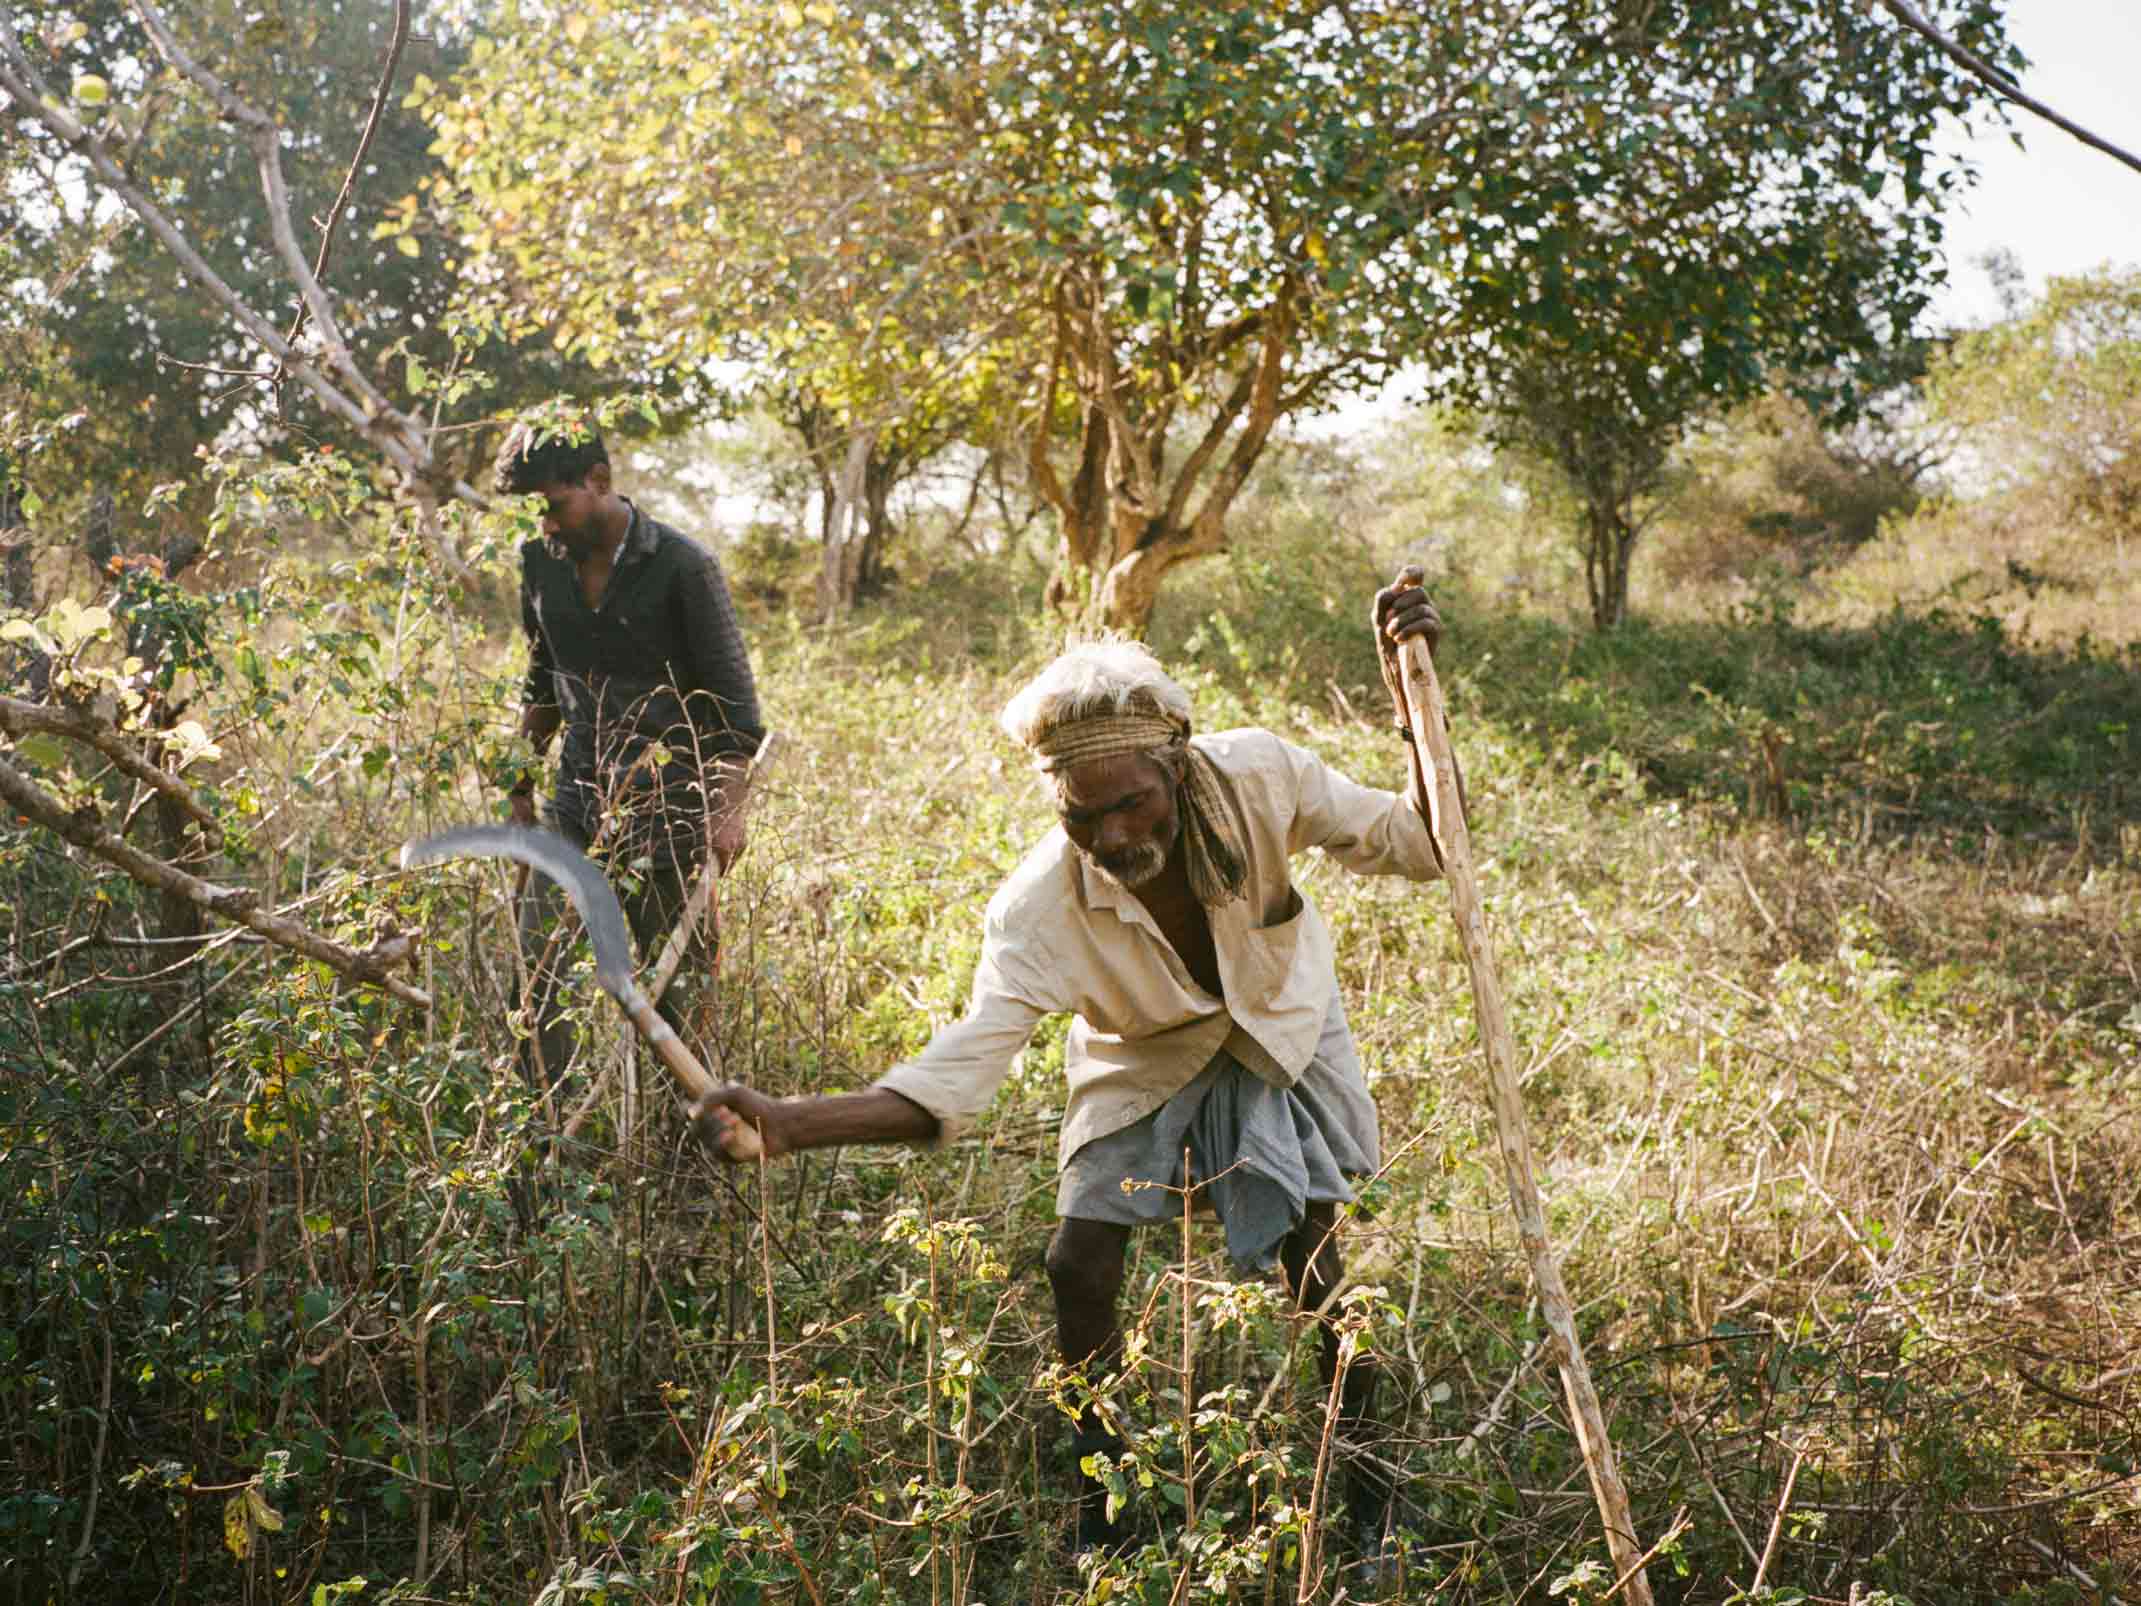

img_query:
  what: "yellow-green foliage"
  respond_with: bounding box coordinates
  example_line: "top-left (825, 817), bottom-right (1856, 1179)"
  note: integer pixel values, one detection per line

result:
top-left (3, 459), bottom-right (2138, 1603)
top-left (1662, 270), bottom-right (2141, 649)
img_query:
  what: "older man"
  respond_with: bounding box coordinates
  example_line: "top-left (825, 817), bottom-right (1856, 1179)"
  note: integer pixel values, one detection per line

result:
top-left (696, 569), bottom-right (1447, 1576)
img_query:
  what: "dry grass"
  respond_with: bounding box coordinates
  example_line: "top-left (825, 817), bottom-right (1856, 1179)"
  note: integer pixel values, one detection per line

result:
top-left (2, 480), bottom-right (2137, 1603)
top-left (1819, 496), bottom-right (2141, 648)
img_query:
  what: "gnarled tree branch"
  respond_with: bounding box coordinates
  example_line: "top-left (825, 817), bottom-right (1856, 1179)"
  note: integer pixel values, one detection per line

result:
top-left (0, 752), bottom-right (429, 1007)
top-left (0, 694), bottom-right (224, 851)
top-left (127, 0), bottom-right (396, 424)
top-left (0, 5), bottom-right (487, 573)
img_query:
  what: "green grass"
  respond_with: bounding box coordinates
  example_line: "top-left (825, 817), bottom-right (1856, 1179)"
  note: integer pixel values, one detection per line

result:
top-left (2, 530), bottom-right (2138, 1603)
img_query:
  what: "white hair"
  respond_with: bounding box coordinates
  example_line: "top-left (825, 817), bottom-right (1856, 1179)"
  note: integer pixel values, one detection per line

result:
top-left (998, 635), bottom-right (1194, 751)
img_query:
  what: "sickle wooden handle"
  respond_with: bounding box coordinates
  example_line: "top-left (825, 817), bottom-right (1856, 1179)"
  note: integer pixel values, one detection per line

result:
top-left (620, 988), bottom-right (764, 1161)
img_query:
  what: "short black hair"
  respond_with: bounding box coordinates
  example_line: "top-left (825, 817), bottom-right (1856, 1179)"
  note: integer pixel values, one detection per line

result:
top-left (494, 409), bottom-right (609, 495)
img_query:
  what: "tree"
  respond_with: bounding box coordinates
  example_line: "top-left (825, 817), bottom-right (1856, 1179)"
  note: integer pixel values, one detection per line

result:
top-left (423, 0), bottom-right (1031, 617)
top-left (1424, 0), bottom-right (2016, 629)
top-left (0, 0), bottom-right (555, 1002)
top-left (1924, 268), bottom-right (2141, 554)
top-left (1645, 388), bottom-right (1939, 599)
top-left (0, 0), bottom-right (620, 554)
top-left (1488, 358), bottom-right (1685, 632)
top-left (430, 0), bottom-right (2018, 633)
top-left (428, 0), bottom-right (1515, 630)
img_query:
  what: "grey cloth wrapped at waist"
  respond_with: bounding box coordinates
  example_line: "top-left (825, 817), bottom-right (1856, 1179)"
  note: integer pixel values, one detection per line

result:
top-left (1055, 997), bottom-right (1380, 1272)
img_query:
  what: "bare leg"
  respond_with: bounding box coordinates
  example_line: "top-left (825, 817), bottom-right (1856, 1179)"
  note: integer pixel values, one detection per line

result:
top-left (1280, 1203), bottom-right (1392, 1550)
top-left (1047, 1216), bottom-right (1132, 1552)
top-left (1280, 1200), bottom-right (1347, 1381)
top-left (1047, 1216), bottom-right (1131, 1370)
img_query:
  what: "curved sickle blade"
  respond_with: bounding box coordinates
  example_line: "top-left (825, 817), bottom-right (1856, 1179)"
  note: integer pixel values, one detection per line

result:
top-left (401, 824), bottom-right (637, 1000)
top-left (398, 823), bottom-right (759, 1158)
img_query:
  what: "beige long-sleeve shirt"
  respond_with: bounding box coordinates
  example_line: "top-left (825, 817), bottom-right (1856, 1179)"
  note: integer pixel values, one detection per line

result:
top-left (875, 727), bottom-right (1443, 1169)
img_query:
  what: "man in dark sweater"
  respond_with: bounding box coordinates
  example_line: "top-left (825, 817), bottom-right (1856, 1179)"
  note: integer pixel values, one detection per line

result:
top-left (495, 412), bottom-right (765, 1090)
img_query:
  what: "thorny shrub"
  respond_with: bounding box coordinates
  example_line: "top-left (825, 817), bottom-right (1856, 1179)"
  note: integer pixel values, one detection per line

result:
top-left (1, 437), bottom-right (2138, 1604)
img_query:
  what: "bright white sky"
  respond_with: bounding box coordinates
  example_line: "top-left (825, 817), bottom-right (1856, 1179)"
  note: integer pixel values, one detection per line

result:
top-left (1927, 0), bottom-right (2141, 326)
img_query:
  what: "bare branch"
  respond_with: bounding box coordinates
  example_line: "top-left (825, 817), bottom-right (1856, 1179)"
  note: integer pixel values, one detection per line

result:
top-left (1871, 0), bottom-right (2141, 179)
top-left (0, 752), bottom-right (429, 1007)
top-left (118, 0), bottom-right (270, 133)
top-left (0, 34), bottom-right (423, 479)
top-left (1078, 274), bottom-right (1161, 515)
top-left (127, 0), bottom-right (396, 421)
top-left (1160, 360), bottom-right (1258, 534)
top-left (1182, 281), bottom-right (1298, 542)
top-left (1024, 281), bottom-right (1075, 526)
top-left (0, 17), bottom-right (483, 582)
top-left (278, 0), bottom-right (412, 389)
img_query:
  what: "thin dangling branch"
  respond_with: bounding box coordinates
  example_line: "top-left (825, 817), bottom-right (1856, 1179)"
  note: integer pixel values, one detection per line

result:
top-left (1870, 0), bottom-right (2141, 179)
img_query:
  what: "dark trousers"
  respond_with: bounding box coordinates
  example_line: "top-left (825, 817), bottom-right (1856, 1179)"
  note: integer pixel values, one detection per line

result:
top-left (513, 820), bottom-right (711, 1096)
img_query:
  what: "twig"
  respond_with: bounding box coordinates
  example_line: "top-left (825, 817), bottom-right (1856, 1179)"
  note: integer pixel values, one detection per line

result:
top-left (1731, 846), bottom-right (1779, 937)
top-left (0, 32), bottom-right (426, 482)
top-left (558, 1056), bottom-right (618, 1145)
top-left (1462, 1325), bottom-right (1542, 1455)
top-left (1600, 1507), bottom-right (1692, 1603)
top-left (126, 1), bottom-right (383, 410)
top-left (646, 733), bottom-right (783, 1007)
top-left (2014, 1365), bottom-right (2135, 1425)
top-left (1177, 1149), bottom-right (1196, 1531)
top-left (64, 1322), bottom-right (115, 1594)
top-left (96, 947), bottom-right (260, 1078)
top-left (275, 0), bottom-right (410, 390)
top-left (1696, 1458), bottom-right (1762, 1570)
top-left (1297, 1328), bottom-right (1354, 1603)
top-left (1749, 1438), bottom-right (1808, 1595)
top-left (2023, 1536), bottom-right (2133, 1606)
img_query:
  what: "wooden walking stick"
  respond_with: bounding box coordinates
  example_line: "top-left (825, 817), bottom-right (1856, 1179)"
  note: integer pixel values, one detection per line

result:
top-left (1399, 635), bottom-right (1653, 1606)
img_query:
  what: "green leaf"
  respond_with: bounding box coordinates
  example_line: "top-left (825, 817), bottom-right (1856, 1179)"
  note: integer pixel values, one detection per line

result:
top-left (47, 601), bottom-right (113, 651)
top-left (12, 734), bottom-right (69, 770)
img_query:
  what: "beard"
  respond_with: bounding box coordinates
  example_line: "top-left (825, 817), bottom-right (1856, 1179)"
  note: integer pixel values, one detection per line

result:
top-left (1091, 837), bottom-right (1170, 888)
top-left (1080, 804), bottom-right (1181, 890)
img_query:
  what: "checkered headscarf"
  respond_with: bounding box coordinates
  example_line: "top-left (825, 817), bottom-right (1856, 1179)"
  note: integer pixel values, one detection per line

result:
top-left (1028, 709), bottom-right (1247, 906)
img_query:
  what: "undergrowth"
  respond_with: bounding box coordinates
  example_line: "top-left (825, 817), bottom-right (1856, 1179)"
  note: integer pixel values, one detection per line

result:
top-left (3, 537), bottom-right (2137, 1604)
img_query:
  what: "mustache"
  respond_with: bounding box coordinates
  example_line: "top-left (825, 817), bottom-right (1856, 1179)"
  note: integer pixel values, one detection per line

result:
top-left (1095, 840), bottom-right (1168, 885)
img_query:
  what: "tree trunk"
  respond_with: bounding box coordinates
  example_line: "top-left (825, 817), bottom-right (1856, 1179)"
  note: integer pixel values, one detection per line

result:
top-left (1090, 520), bottom-right (1211, 633)
top-left (0, 460), bottom-right (25, 581)
top-left (1040, 401), bottom-right (1112, 614)
top-left (151, 791), bottom-right (210, 961)
top-left (1029, 286), bottom-right (1298, 634)
top-left (856, 452), bottom-right (897, 597)
top-left (1608, 521), bottom-right (1636, 629)
top-left (108, 533), bottom-right (215, 956)
top-left (815, 431), bottom-right (873, 620)
top-left (1, 466), bottom-right (46, 696)
top-left (1582, 498), bottom-right (1637, 631)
